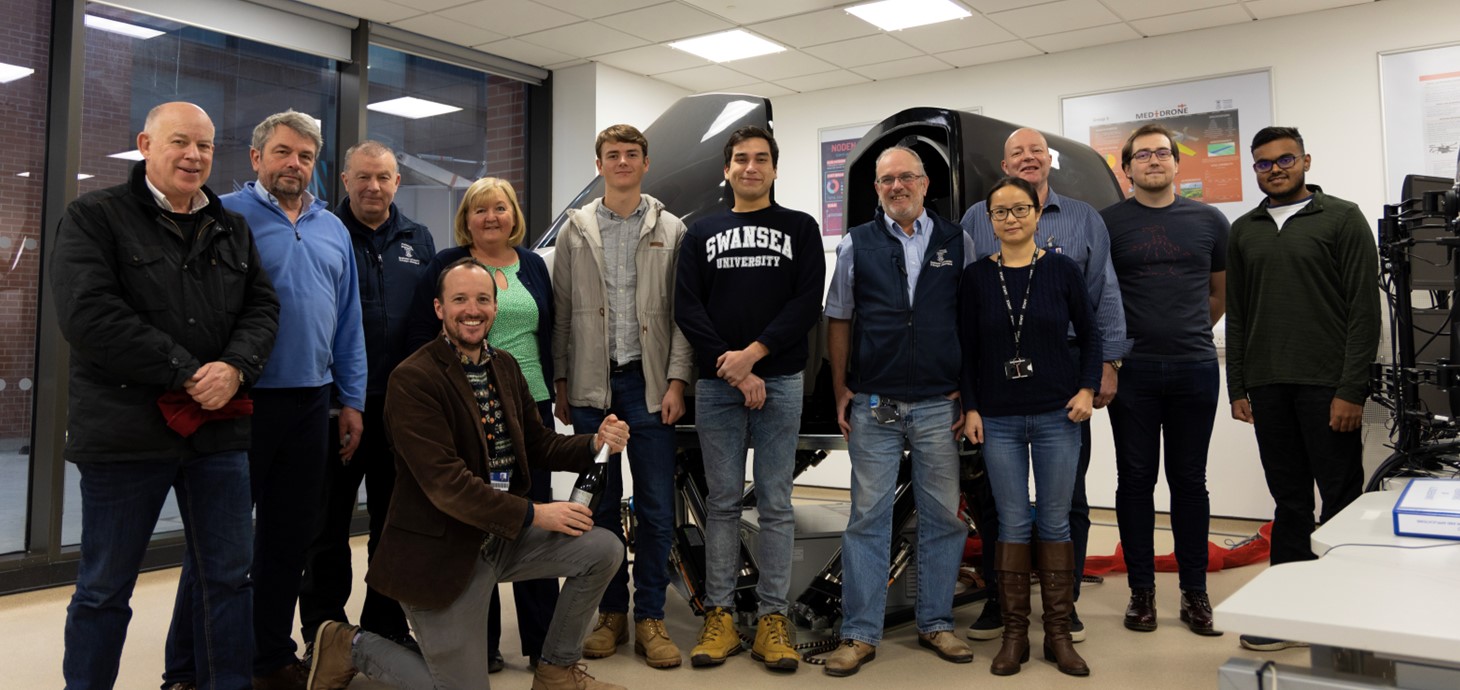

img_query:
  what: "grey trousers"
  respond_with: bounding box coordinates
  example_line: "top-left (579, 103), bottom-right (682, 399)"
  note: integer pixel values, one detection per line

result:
top-left (352, 526), bottom-right (623, 689)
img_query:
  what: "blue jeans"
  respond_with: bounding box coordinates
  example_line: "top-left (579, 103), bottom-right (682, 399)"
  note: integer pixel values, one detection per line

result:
top-left (569, 371), bottom-right (677, 621)
top-left (696, 374), bottom-right (802, 617)
top-left (64, 452), bottom-right (253, 690)
top-left (982, 409), bottom-right (1082, 544)
top-left (840, 394), bottom-right (964, 645)
top-left (1108, 359), bottom-right (1218, 591)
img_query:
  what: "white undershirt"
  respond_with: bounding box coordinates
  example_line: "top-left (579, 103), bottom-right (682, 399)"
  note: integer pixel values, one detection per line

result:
top-left (1267, 197), bottom-right (1312, 231)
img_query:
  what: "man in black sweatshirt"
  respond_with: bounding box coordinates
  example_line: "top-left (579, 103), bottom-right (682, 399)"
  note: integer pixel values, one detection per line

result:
top-left (675, 126), bottom-right (824, 672)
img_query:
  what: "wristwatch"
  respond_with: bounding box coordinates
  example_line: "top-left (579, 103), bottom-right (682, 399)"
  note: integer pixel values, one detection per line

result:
top-left (1107, 359), bottom-right (1123, 371)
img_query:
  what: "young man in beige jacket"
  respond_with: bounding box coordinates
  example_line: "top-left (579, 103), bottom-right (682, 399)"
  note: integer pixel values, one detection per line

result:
top-left (553, 124), bottom-right (693, 670)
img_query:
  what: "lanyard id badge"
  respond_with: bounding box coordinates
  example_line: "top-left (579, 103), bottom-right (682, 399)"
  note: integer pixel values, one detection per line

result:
top-left (997, 252), bottom-right (1038, 380)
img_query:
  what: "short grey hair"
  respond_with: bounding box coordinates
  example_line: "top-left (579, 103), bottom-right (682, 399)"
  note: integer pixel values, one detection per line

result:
top-left (343, 140), bottom-right (397, 173)
top-left (251, 110), bottom-right (323, 154)
top-left (875, 145), bottom-right (926, 174)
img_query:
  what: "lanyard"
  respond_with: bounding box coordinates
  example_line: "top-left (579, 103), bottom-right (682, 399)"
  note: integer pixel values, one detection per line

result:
top-left (996, 252), bottom-right (1038, 358)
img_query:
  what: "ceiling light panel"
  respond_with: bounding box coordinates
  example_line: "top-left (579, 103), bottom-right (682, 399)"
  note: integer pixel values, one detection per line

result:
top-left (846, 0), bottom-right (972, 32)
top-left (367, 97), bottom-right (463, 119)
top-left (670, 29), bottom-right (786, 63)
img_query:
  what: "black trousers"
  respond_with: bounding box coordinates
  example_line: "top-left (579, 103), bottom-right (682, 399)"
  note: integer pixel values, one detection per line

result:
top-left (1247, 384), bottom-right (1364, 566)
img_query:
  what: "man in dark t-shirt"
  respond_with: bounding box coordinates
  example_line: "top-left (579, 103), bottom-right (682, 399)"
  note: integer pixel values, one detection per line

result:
top-left (675, 126), bottom-right (824, 672)
top-left (1100, 123), bottom-right (1229, 639)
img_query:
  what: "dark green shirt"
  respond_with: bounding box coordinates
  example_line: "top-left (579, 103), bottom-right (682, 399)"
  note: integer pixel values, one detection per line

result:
top-left (1225, 186), bottom-right (1380, 404)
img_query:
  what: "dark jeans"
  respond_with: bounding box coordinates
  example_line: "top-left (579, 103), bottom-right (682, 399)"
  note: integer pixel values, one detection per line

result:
top-left (1246, 384), bottom-right (1365, 566)
top-left (487, 399), bottom-right (559, 658)
top-left (569, 371), bottom-right (678, 621)
top-left (1108, 359), bottom-right (1219, 591)
top-left (299, 394), bottom-right (409, 642)
top-left (65, 452), bottom-right (254, 690)
top-left (166, 385), bottom-right (331, 681)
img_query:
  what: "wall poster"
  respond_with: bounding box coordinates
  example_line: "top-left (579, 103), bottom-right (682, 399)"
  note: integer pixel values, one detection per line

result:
top-left (819, 123), bottom-right (874, 237)
top-left (1061, 70), bottom-right (1273, 221)
top-left (1381, 43), bottom-right (1460, 201)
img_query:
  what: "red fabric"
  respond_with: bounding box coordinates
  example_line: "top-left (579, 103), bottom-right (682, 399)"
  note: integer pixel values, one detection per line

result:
top-left (965, 522), bottom-right (1272, 574)
top-left (156, 390), bottom-right (254, 438)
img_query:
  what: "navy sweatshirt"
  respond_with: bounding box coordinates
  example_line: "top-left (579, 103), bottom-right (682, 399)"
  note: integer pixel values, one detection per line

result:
top-left (675, 204), bottom-right (825, 378)
top-left (959, 253), bottom-right (1102, 416)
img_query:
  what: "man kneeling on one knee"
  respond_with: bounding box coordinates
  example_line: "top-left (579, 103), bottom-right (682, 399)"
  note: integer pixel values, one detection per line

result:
top-left (308, 257), bottom-right (630, 690)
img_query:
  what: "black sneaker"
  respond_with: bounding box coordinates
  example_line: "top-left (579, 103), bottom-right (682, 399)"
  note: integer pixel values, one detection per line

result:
top-left (1069, 609), bottom-right (1086, 643)
top-left (488, 648), bottom-right (505, 673)
top-left (1239, 635), bottom-right (1306, 652)
top-left (965, 597), bottom-right (1003, 640)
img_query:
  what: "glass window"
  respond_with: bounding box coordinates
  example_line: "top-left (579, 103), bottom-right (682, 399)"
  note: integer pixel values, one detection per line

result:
top-left (365, 45), bottom-right (530, 252)
top-left (60, 4), bottom-right (340, 545)
top-left (0, 0), bottom-right (49, 555)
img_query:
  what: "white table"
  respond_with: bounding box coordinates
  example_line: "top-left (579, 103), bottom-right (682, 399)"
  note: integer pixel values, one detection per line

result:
top-left (1214, 490), bottom-right (1460, 689)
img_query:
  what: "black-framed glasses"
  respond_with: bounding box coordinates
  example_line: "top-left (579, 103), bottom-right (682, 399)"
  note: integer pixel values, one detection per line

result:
top-left (1253, 154), bottom-right (1300, 173)
top-left (875, 172), bottom-right (924, 187)
top-left (989, 204), bottom-right (1036, 221)
top-left (1131, 148), bottom-right (1173, 163)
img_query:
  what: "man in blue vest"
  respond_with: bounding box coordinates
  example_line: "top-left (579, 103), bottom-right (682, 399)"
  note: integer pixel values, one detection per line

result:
top-left (823, 146), bottom-right (976, 676)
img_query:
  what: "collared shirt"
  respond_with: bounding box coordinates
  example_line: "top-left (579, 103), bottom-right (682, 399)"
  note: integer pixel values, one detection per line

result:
top-left (251, 180), bottom-right (317, 223)
top-left (144, 176), bottom-right (209, 213)
top-left (826, 208), bottom-right (974, 319)
top-left (597, 198), bottom-right (645, 364)
top-left (961, 187), bottom-right (1131, 361)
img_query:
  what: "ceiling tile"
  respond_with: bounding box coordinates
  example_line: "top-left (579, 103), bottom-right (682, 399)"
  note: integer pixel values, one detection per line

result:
top-left (1131, 5), bottom-right (1251, 36)
top-left (1026, 22), bottom-right (1141, 52)
top-left (961, 0), bottom-right (1061, 12)
top-left (474, 38), bottom-right (575, 65)
top-left (436, 0), bottom-right (579, 35)
top-left (748, 9), bottom-right (879, 49)
top-left (936, 40), bottom-right (1042, 66)
top-left (305, 0), bottom-right (422, 23)
top-left (389, 13), bottom-right (506, 46)
top-left (531, 0), bottom-right (663, 19)
top-left (989, 0), bottom-right (1120, 37)
top-left (546, 58), bottom-right (591, 69)
top-left (381, 0), bottom-right (481, 11)
top-left (518, 21), bottom-right (650, 57)
top-left (594, 45), bottom-right (712, 74)
top-left (774, 69), bottom-right (871, 93)
top-left (676, 0), bottom-right (844, 24)
top-left (722, 50), bottom-right (836, 81)
top-left (652, 63), bottom-right (760, 91)
top-left (803, 34), bottom-right (923, 69)
top-left (889, 15), bottom-right (1016, 52)
top-left (1100, 0), bottom-right (1236, 21)
top-left (596, 2), bottom-right (733, 41)
top-left (1243, 0), bottom-right (1371, 20)
top-left (851, 55), bottom-right (955, 81)
top-left (728, 81), bottom-right (796, 98)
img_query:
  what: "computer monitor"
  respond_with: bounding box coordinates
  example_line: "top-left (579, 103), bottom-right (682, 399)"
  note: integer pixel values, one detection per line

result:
top-left (1401, 174), bottom-right (1456, 290)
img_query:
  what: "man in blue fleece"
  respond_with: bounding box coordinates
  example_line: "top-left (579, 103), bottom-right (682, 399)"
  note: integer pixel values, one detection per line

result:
top-left (164, 109), bottom-right (366, 690)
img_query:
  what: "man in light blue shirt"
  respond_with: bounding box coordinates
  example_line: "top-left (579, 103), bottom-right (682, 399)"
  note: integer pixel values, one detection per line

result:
top-left (959, 127), bottom-right (1131, 643)
top-left (164, 110), bottom-right (366, 690)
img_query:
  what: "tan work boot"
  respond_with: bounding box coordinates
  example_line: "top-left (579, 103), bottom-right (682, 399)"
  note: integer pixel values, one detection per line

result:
top-left (751, 613), bottom-right (800, 671)
top-left (633, 618), bottom-right (683, 669)
top-left (918, 630), bottom-right (973, 664)
top-left (306, 621), bottom-right (358, 690)
top-left (582, 612), bottom-right (628, 659)
top-left (822, 639), bottom-right (875, 677)
top-left (689, 606), bottom-right (742, 667)
top-left (531, 662), bottom-right (625, 690)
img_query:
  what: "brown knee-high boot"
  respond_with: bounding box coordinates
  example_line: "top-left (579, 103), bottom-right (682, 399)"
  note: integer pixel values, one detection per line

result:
top-left (990, 542), bottom-right (1032, 676)
top-left (1036, 540), bottom-right (1090, 677)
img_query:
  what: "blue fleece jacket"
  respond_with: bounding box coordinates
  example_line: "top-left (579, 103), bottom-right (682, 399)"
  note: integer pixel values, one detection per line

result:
top-left (222, 183), bottom-right (367, 410)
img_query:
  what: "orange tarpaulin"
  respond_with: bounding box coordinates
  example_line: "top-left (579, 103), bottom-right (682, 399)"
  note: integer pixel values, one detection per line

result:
top-left (965, 522), bottom-right (1273, 575)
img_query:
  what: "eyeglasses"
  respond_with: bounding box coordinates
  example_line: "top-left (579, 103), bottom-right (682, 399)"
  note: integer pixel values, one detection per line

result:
top-left (1131, 148), bottom-right (1173, 163)
top-left (1252, 154), bottom-right (1300, 173)
top-left (989, 204), bottom-right (1036, 221)
top-left (875, 172), bottom-right (924, 187)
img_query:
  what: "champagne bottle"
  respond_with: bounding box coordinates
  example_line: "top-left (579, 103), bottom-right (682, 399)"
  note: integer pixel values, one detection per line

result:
top-left (569, 443), bottom-right (611, 510)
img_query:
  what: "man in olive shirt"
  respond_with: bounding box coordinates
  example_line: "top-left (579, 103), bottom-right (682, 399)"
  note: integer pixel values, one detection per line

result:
top-left (1225, 126), bottom-right (1379, 651)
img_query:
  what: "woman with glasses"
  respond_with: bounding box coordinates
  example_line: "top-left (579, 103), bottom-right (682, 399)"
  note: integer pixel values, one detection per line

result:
top-left (959, 176), bottom-right (1101, 677)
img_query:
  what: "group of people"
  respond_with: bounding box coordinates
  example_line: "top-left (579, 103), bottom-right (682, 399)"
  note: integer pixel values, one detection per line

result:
top-left (55, 96), bottom-right (1377, 690)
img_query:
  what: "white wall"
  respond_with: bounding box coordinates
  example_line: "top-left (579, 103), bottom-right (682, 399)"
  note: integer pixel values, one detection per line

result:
top-left (564, 0), bottom-right (1446, 519)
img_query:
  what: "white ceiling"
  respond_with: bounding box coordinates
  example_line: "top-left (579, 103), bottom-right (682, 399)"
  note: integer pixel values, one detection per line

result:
top-left (295, 0), bottom-right (1374, 96)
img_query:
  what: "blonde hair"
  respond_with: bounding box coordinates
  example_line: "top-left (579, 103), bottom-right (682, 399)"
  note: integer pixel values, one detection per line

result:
top-left (454, 177), bottom-right (526, 248)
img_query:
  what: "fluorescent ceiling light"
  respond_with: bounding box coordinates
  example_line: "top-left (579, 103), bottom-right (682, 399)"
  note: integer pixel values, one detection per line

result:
top-left (16, 172), bottom-right (98, 179)
top-left (0, 62), bottom-right (35, 84)
top-left (367, 96), bottom-right (462, 120)
top-left (108, 149), bottom-right (145, 161)
top-left (670, 29), bottom-right (785, 63)
top-left (15, 172), bottom-right (29, 178)
top-left (846, 0), bottom-right (971, 32)
top-left (85, 15), bottom-right (165, 39)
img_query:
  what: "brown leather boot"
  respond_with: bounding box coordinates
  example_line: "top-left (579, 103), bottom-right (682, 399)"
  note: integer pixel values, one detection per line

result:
top-left (989, 542), bottom-right (1032, 676)
top-left (1036, 540), bottom-right (1089, 677)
